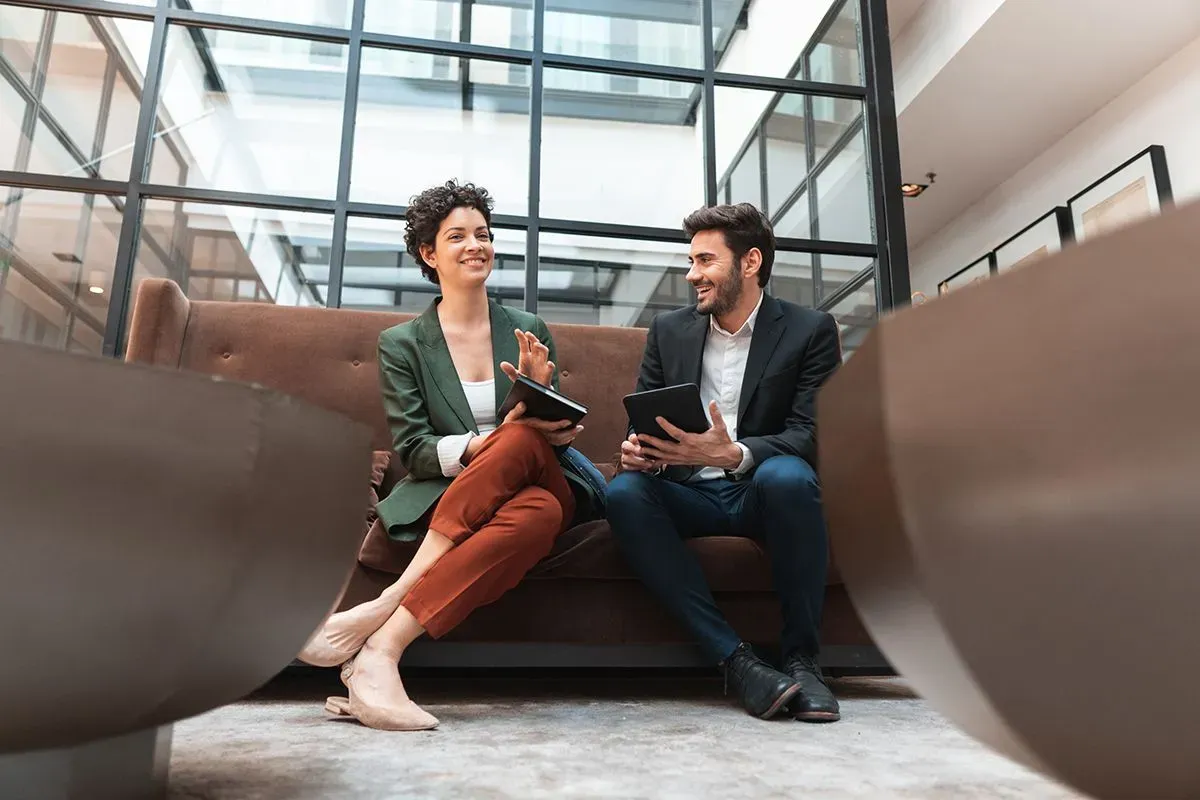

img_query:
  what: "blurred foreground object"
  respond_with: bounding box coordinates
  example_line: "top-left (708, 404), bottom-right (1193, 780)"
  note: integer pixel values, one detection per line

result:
top-left (0, 341), bottom-right (370, 799)
top-left (820, 198), bottom-right (1200, 800)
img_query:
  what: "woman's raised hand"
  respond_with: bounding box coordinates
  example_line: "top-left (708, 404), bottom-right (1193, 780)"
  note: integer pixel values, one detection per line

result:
top-left (499, 328), bottom-right (554, 387)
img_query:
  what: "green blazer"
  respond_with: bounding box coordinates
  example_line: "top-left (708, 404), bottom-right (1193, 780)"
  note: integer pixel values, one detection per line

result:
top-left (375, 298), bottom-right (598, 542)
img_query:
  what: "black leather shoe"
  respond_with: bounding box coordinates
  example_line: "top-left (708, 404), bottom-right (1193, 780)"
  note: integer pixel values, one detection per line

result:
top-left (721, 643), bottom-right (801, 720)
top-left (783, 653), bottom-right (840, 722)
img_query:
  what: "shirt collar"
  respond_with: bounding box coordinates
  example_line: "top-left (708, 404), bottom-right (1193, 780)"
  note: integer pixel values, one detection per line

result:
top-left (710, 290), bottom-right (764, 338)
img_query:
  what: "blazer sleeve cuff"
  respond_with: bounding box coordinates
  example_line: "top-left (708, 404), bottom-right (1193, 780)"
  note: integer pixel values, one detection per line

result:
top-left (436, 432), bottom-right (475, 477)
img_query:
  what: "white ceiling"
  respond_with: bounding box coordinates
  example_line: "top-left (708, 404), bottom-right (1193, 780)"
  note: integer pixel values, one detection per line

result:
top-left (893, 0), bottom-right (1200, 249)
top-left (886, 0), bottom-right (925, 39)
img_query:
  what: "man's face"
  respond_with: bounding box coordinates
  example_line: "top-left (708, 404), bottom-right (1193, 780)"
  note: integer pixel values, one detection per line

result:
top-left (687, 229), bottom-right (745, 317)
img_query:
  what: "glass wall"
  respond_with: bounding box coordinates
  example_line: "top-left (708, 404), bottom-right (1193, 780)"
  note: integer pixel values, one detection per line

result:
top-left (0, 0), bottom-right (904, 358)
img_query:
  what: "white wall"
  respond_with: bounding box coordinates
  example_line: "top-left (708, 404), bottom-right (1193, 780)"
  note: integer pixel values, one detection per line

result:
top-left (890, 0), bottom-right (1005, 114)
top-left (910, 33), bottom-right (1200, 295)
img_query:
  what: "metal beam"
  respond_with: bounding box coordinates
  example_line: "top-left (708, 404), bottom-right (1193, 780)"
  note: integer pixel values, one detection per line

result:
top-left (524, 0), bottom-right (545, 313)
top-left (326, 0), bottom-right (366, 309)
top-left (701, 0), bottom-right (717, 206)
top-left (102, 3), bottom-right (169, 357)
top-left (138, 183), bottom-right (338, 213)
top-left (859, 0), bottom-right (910, 310)
top-left (0, 0), bottom-right (155, 20)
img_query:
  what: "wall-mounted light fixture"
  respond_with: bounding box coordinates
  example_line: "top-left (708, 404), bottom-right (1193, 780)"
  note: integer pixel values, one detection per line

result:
top-left (901, 172), bottom-right (937, 198)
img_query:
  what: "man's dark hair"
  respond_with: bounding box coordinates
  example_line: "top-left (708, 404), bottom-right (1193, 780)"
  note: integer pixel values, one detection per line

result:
top-left (404, 180), bottom-right (495, 285)
top-left (682, 203), bottom-right (776, 288)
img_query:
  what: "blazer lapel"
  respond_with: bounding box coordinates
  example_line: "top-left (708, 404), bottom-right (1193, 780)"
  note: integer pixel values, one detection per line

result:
top-left (490, 301), bottom-right (521, 419)
top-left (738, 294), bottom-right (786, 422)
top-left (415, 300), bottom-right (476, 434)
top-left (682, 310), bottom-right (709, 387)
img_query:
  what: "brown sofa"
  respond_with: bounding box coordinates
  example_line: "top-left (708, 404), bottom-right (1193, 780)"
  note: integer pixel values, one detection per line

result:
top-left (126, 278), bottom-right (885, 672)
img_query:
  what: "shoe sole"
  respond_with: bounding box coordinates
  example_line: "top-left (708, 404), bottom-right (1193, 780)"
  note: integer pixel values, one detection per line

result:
top-left (757, 682), bottom-right (804, 720)
top-left (794, 710), bottom-right (841, 723)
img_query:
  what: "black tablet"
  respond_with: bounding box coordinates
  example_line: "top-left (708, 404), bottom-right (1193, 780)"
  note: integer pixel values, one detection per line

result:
top-left (498, 374), bottom-right (588, 425)
top-left (623, 383), bottom-right (710, 442)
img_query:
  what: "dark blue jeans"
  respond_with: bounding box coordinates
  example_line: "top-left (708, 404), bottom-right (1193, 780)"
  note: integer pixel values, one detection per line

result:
top-left (606, 455), bottom-right (829, 664)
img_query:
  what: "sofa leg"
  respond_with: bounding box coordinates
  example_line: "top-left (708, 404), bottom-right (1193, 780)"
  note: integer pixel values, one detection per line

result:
top-left (0, 725), bottom-right (172, 800)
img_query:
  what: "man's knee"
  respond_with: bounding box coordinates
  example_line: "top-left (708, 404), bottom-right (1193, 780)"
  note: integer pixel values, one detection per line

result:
top-left (606, 470), bottom-right (657, 512)
top-left (752, 456), bottom-right (819, 502)
top-left (604, 470), bottom-right (662, 543)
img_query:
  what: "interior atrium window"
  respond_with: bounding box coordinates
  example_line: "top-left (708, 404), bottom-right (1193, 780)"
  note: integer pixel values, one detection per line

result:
top-left (0, 0), bottom-right (905, 356)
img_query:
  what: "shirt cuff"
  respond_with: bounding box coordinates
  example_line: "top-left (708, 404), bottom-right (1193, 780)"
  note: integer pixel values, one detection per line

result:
top-left (730, 442), bottom-right (755, 476)
top-left (436, 432), bottom-right (476, 477)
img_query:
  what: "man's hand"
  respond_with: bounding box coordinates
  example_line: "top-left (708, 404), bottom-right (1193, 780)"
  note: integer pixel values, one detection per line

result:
top-left (636, 401), bottom-right (743, 469)
top-left (499, 329), bottom-right (555, 387)
top-left (502, 400), bottom-right (582, 447)
top-left (619, 434), bottom-right (658, 473)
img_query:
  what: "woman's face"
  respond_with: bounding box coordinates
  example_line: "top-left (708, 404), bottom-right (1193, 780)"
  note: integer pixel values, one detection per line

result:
top-left (420, 206), bottom-right (494, 290)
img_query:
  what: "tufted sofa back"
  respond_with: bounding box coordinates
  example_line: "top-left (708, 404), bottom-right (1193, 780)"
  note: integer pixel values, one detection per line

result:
top-left (125, 279), bottom-right (647, 468)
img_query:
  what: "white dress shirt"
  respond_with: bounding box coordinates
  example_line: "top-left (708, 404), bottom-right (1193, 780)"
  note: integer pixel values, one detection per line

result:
top-left (436, 378), bottom-right (496, 477)
top-left (691, 291), bottom-right (762, 482)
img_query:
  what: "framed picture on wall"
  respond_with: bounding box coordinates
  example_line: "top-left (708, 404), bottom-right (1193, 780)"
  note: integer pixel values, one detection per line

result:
top-left (1068, 145), bottom-right (1173, 243)
top-left (938, 253), bottom-right (996, 295)
top-left (994, 207), bottom-right (1074, 273)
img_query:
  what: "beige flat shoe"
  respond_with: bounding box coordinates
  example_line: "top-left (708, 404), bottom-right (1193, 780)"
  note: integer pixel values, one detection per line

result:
top-left (322, 661), bottom-right (439, 731)
top-left (297, 627), bottom-right (361, 668)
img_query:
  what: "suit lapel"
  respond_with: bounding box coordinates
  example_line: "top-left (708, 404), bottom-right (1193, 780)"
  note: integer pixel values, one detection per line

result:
top-left (490, 301), bottom-right (520, 419)
top-left (738, 294), bottom-right (785, 422)
top-left (415, 300), bottom-right (476, 434)
top-left (682, 310), bottom-right (709, 387)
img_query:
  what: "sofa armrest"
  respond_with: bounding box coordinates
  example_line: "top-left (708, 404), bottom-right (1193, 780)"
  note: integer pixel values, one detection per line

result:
top-left (125, 279), bottom-right (190, 367)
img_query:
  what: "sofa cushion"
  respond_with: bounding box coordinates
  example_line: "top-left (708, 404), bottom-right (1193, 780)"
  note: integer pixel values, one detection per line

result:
top-left (169, 298), bottom-right (649, 469)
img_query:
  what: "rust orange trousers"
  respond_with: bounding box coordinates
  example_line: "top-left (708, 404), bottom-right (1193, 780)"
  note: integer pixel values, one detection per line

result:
top-left (399, 423), bottom-right (575, 638)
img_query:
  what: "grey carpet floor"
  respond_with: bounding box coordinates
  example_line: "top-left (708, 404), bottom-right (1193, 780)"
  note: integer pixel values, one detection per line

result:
top-left (167, 673), bottom-right (1082, 800)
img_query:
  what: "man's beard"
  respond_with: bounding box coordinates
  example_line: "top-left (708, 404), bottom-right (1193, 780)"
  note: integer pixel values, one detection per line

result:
top-left (695, 267), bottom-right (744, 317)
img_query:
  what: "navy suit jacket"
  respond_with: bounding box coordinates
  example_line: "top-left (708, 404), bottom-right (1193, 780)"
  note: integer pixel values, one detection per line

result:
top-left (631, 293), bottom-right (842, 475)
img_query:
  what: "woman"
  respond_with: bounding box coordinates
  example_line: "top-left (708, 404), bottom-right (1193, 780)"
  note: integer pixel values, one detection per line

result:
top-left (299, 180), bottom-right (606, 731)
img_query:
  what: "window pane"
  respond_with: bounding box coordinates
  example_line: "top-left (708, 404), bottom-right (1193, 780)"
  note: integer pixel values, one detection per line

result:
top-left (536, 232), bottom-right (690, 328)
top-left (351, 53), bottom-right (529, 214)
top-left (39, 12), bottom-right (107, 159)
top-left (542, 68), bottom-right (701, 227)
top-left (543, 1), bottom-right (703, 69)
top-left (711, 0), bottom-right (746, 68)
top-left (148, 26), bottom-right (347, 198)
top-left (364, 0), bottom-right (532, 48)
top-left (3, 12), bottom-right (153, 181)
top-left (726, 134), bottom-right (761, 208)
top-left (718, 86), bottom-right (853, 219)
top-left (772, 250), bottom-right (815, 308)
top-left (828, 275), bottom-right (877, 361)
top-left (821, 254), bottom-right (872, 303)
top-left (340, 217), bottom-right (526, 312)
top-left (0, 5), bottom-right (44, 86)
top-left (0, 74), bottom-right (30, 173)
top-left (0, 189), bottom-right (124, 354)
top-left (174, 0), bottom-right (353, 28)
top-left (774, 189), bottom-right (810, 239)
top-left (763, 94), bottom-right (808, 216)
top-left (99, 72), bottom-right (141, 181)
top-left (813, 125), bottom-right (874, 244)
top-left (133, 200), bottom-right (333, 310)
top-left (808, 0), bottom-right (862, 86)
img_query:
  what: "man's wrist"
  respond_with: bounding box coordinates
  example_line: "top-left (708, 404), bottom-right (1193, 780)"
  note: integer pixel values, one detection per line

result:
top-left (715, 442), bottom-right (743, 469)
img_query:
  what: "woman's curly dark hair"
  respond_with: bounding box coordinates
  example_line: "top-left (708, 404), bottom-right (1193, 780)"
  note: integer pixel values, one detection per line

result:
top-left (404, 180), bottom-right (495, 285)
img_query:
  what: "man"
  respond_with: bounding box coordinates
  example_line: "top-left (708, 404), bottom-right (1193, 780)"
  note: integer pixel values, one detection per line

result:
top-left (606, 203), bottom-right (842, 722)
